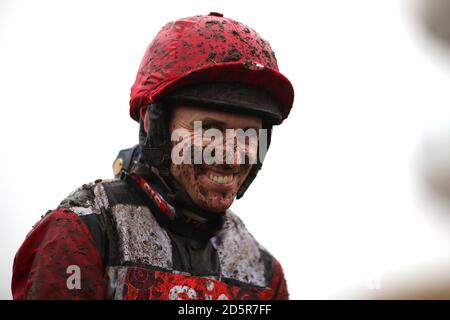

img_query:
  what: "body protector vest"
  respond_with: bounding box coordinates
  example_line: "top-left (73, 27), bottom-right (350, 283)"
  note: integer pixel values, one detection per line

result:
top-left (12, 173), bottom-right (288, 300)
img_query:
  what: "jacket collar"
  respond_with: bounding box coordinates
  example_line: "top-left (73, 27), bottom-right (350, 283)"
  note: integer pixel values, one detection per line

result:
top-left (127, 173), bottom-right (225, 241)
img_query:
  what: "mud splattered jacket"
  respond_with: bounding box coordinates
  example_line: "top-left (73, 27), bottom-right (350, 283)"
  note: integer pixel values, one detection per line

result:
top-left (12, 174), bottom-right (288, 300)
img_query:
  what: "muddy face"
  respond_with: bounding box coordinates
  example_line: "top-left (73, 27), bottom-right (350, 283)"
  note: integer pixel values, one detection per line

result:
top-left (165, 106), bottom-right (262, 213)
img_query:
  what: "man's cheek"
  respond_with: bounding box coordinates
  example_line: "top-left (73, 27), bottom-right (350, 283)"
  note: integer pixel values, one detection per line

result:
top-left (171, 164), bottom-right (194, 186)
top-left (233, 168), bottom-right (252, 192)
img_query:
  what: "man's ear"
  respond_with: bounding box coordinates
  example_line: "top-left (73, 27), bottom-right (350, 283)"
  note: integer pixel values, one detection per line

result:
top-left (140, 107), bottom-right (149, 133)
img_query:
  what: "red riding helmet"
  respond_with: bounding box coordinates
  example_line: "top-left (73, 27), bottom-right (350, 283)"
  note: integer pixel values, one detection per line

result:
top-left (129, 12), bottom-right (294, 125)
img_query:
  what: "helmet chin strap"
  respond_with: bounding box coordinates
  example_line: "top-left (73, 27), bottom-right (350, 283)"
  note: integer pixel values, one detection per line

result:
top-left (237, 119), bottom-right (272, 199)
top-left (136, 102), bottom-right (272, 215)
top-left (139, 103), bottom-right (171, 168)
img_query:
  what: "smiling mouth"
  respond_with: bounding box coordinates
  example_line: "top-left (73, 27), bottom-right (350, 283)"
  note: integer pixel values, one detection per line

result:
top-left (194, 165), bottom-right (240, 191)
top-left (205, 171), bottom-right (234, 185)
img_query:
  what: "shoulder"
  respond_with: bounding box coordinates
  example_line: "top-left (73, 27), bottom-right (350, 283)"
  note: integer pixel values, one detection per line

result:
top-left (220, 211), bottom-right (289, 298)
top-left (20, 179), bottom-right (133, 266)
top-left (58, 178), bottom-right (145, 216)
top-left (26, 208), bottom-right (89, 241)
top-left (219, 210), bottom-right (274, 257)
top-left (55, 178), bottom-right (150, 264)
top-left (57, 179), bottom-right (114, 215)
top-left (212, 210), bottom-right (278, 288)
top-left (13, 208), bottom-right (107, 299)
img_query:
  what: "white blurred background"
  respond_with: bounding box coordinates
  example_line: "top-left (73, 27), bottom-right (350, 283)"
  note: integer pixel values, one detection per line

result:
top-left (1, 0), bottom-right (450, 299)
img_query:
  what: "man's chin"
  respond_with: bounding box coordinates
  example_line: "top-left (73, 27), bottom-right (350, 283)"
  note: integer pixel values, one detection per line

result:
top-left (195, 194), bottom-right (235, 214)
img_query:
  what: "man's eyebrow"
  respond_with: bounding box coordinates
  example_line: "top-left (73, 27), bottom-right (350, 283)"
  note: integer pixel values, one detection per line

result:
top-left (242, 125), bottom-right (260, 130)
top-left (190, 117), bottom-right (227, 127)
top-left (189, 117), bottom-right (261, 130)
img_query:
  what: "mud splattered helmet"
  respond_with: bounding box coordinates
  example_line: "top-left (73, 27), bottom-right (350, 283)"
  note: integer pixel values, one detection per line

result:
top-left (130, 12), bottom-right (294, 125)
top-left (121, 12), bottom-right (294, 201)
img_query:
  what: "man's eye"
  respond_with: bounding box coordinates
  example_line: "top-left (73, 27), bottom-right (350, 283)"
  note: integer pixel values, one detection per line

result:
top-left (203, 123), bottom-right (217, 130)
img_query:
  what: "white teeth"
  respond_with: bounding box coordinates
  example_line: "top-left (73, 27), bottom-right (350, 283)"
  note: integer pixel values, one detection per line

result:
top-left (207, 173), bottom-right (233, 184)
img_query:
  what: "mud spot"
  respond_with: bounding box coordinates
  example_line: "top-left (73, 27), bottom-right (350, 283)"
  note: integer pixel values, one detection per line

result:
top-left (231, 30), bottom-right (246, 43)
top-left (222, 49), bottom-right (243, 62)
top-left (205, 20), bottom-right (224, 32)
top-left (262, 49), bottom-right (271, 60)
top-left (214, 33), bottom-right (226, 43)
top-left (199, 186), bottom-right (208, 197)
top-left (207, 51), bottom-right (217, 61)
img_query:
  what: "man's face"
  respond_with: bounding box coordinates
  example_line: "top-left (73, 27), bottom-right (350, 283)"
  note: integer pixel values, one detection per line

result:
top-left (167, 105), bottom-right (262, 213)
